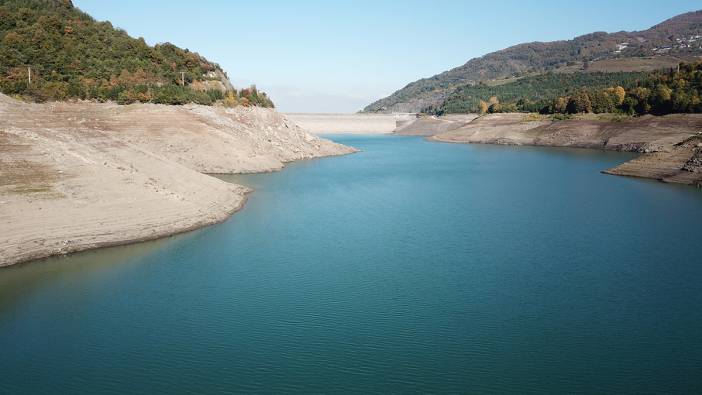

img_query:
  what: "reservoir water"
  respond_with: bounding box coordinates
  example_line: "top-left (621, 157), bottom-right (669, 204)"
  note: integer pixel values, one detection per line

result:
top-left (1, 135), bottom-right (702, 393)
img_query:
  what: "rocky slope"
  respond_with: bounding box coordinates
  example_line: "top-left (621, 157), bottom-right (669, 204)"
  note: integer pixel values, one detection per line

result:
top-left (0, 94), bottom-right (355, 267)
top-left (396, 112), bottom-right (702, 186)
top-left (605, 135), bottom-right (702, 184)
top-left (364, 10), bottom-right (702, 113)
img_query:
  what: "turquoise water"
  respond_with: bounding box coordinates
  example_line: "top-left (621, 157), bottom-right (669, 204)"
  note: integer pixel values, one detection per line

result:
top-left (1, 135), bottom-right (702, 393)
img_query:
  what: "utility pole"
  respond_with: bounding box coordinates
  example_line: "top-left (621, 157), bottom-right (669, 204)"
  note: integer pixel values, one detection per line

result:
top-left (27, 66), bottom-right (31, 86)
top-left (180, 72), bottom-right (185, 86)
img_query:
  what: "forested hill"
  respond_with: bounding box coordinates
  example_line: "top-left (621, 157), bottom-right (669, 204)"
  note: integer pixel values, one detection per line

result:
top-left (363, 10), bottom-right (702, 113)
top-left (0, 0), bottom-right (273, 107)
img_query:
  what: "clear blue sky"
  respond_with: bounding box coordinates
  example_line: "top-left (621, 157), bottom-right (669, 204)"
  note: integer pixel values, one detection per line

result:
top-left (74, 0), bottom-right (700, 113)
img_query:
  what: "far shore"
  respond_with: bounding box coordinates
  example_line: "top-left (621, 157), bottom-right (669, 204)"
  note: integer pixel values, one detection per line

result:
top-left (288, 110), bottom-right (702, 186)
top-left (397, 112), bottom-right (702, 187)
top-left (284, 113), bottom-right (414, 134)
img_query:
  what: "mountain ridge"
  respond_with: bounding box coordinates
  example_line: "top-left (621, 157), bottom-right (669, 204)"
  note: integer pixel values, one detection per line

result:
top-left (363, 10), bottom-right (702, 113)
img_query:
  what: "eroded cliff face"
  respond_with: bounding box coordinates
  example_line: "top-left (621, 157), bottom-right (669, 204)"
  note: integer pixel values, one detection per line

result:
top-left (0, 95), bottom-right (356, 266)
top-left (397, 112), bottom-right (702, 186)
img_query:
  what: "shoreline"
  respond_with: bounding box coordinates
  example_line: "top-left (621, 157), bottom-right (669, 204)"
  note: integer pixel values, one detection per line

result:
top-left (399, 113), bottom-right (702, 187)
top-left (1, 187), bottom-right (253, 269)
top-left (5, 107), bottom-right (700, 267)
top-left (0, 95), bottom-right (356, 268)
top-left (2, 146), bottom-right (358, 268)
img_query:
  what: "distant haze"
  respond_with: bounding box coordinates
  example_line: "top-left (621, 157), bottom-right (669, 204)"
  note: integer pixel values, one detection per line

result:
top-left (75, 0), bottom-right (700, 113)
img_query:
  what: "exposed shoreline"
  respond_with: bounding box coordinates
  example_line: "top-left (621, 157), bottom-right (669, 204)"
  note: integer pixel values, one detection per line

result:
top-left (5, 188), bottom-right (253, 269)
top-left (396, 113), bottom-right (702, 187)
top-left (0, 95), bottom-right (356, 268)
top-left (4, 108), bottom-right (700, 267)
top-left (283, 111), bottom-right (702, 187)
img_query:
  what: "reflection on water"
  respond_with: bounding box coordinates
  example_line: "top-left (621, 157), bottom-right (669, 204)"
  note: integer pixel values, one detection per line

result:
top-left (0, 231), bottom-right (200, 315)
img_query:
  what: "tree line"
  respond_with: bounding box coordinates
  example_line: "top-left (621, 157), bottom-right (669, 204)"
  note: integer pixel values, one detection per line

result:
top-left (537, 62), bottom-right (702, 115)
top-left (0, 0), bottom-right (274, 108)
top-left (435, 71), bottom-right (646, 114)
top-left (433, 62), bottom-right (702, 116)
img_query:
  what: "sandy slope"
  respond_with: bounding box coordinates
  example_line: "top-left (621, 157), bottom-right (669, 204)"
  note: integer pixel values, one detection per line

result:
top-left (0, 95), bottom-right (355, 267)
top-left (399, 113), bottom-right (702, 186)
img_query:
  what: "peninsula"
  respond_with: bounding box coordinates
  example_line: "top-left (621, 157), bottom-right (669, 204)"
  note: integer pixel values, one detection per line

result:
top-left (0, 0), bottom-right (354, 266)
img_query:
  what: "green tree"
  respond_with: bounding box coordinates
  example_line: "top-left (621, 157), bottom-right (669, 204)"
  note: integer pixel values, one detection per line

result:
top-left (650, 84), bottom-right (673, 114)
top-left (590, 89), bottom-right (614, 113)
top-left (566, 91), bottom-right (592, 113)
top-left (629, 87), bottom-right (651, 114)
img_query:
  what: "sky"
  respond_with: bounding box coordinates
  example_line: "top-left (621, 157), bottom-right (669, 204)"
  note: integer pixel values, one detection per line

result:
top-left (74, 0), bottom-right (700, 113)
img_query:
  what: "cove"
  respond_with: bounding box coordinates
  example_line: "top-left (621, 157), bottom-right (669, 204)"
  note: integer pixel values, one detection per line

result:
top-left (1, 135), bottom-right (701, 393)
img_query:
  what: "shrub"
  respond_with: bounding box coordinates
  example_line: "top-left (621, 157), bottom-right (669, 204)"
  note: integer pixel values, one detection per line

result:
top-left (0, 0), bottom-right (275, 108)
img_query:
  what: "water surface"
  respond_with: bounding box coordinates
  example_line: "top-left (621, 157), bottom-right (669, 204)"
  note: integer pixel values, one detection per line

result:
top-left (1, 135), bottom-right (702, 393)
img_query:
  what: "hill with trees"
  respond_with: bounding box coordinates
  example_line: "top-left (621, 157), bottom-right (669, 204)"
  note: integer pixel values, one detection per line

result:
top-left (538, 61), bottom-right (702, 116)
top-left (0, 0), bottom-right (273, 107)
top-left (437, 72), bottom-right (648, 114)
top-left (435, 61), bottom-right (702, 116)
top-left (363, 10), bottom-right (702, 113)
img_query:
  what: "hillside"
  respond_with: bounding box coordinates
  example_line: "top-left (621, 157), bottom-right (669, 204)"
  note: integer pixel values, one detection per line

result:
top-left (364, 10), bottom-right (702, 113)
top-left (0, 0), bottom-right (355, 266)
top-left (0, 93), bottom-right (354, 266)
top-left (0, 0), bottom-right (272, 106)
top-left (439, 71), bottom-right (648, 113)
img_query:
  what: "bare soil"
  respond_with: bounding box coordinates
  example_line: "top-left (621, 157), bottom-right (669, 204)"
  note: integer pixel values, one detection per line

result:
top-left (0, 95), bottom-right (355, 267)
top-left (399, 112), bottom-right (702, 186)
